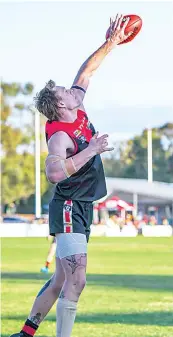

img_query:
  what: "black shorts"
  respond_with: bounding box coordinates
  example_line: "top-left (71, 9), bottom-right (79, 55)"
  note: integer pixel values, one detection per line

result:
top-left (49, 199), bottom-right (93, 242)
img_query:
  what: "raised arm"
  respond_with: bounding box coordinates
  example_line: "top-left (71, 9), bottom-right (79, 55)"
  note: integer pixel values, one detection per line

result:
top-left (71, 14), bottom-right (131, 102)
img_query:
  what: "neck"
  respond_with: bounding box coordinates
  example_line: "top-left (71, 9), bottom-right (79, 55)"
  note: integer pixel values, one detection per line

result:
top-left (59, 108), bottom-right (78, 123)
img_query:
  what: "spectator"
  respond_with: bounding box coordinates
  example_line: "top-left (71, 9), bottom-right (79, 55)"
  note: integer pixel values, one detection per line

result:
top-left (148, 215), bottom-right (157, 226)
top-left (125, 214), bottom-right (133, 226)
top-left (162, 217), bottom-right (169, 225)
top-left (106, 211), bottom-right (120, 229)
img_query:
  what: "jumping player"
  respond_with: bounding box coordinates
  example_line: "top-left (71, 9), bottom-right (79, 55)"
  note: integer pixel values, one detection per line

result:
top-left (10, 14), bottom-right (132, 337)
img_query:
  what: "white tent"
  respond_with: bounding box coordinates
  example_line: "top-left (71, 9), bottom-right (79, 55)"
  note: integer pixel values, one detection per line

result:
top-left (105, 178), bottom-right (173, 218)
top-left (105, 177), bottom-right (173, 201)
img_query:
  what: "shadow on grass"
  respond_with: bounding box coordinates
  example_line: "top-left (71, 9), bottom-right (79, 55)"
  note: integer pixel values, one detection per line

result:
top-left (1, 272), bottom-right (173, 292)
top-left (75, 311), bottom-right (173, 326)
top-left (1, 272), bottom-right (50, 281)
top-left (1, 334), bottom-right (50, 337)
top-left (2, 311), bottom-right (173, 326)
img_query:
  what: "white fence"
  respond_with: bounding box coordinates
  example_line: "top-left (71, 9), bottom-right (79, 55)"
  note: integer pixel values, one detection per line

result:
top-left (0, 222), bottom-right (49, 237)
top-left (142, 224), bottom-right (173, 237)
top-left (0, 223), bottom-right (172, 237)
top-left (90, 224), bottom-right (138, 237)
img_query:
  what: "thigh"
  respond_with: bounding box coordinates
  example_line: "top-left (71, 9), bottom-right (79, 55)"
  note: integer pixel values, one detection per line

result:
top-left (61, 253), bottom-right (87, 281)
top-left (56, 233), bottom-right (87, 283)
top-left (37, 257), bottom-right (65, 296)
top-left (55, 233), bottom-right (87, 260)
top-left (53, 256), bottom-right (65, 285)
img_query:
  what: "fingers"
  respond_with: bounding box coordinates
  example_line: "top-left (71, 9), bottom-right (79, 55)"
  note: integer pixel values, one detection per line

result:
top-left (99, 133), bottom-right (108, 139)
top-left (93, 131), bottom-right (99, 139)
top-left (103, 141), bottom-right (108, 148)
top-left (124, 30), bottom-right (133, 41)
top-left (127, 31), bottom-right (133, 37)
top-left (121, 16), bottom-right (130, 34)
top-left (110, 16), bottom-right (113, 27)
top-left (112, 13), bottom-right (119, 30)
top-left (109, 16), bottom-right (114, 37)
top-left (100, 135), bottom-right (114, 152)
top-left (112, 13), bottom-right (123, 31)
top-left (116, 14), bottom-right (124, 30)
top-left (103, 147), bottom-right (114, 152)
top-left (109, 13), bottom-right (132, 44)
top-left (111, 13), bottom-right (130, 32)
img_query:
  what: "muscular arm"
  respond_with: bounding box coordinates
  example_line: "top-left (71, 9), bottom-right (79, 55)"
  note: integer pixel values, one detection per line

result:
top-left (46, 132), bottom-right (96, 184)
top-left (71, 15), bottom-right (130, 104)
top-left (71, 40), bottom-right (113, 103)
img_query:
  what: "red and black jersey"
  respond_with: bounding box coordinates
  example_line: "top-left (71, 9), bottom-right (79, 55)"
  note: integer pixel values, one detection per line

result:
top-left (45, 109), bottom-right (107, 202)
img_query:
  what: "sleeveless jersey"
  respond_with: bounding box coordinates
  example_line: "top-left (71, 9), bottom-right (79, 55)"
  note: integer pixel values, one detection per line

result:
top-left (45, 109), bottom-right (107, 202)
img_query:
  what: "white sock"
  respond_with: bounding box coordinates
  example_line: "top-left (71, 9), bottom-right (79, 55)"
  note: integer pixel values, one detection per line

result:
top-left (56, 298), bottom-right (77, 337)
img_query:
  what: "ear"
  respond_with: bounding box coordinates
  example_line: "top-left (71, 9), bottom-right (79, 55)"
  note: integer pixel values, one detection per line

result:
top-left (57, 99), bottom-right (66, 109)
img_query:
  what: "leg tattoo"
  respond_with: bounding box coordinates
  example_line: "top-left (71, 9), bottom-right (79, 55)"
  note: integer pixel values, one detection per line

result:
top-left (65, 254), bottom-right (86, 274)
top-left (30, 313), bottom-right (42, 325)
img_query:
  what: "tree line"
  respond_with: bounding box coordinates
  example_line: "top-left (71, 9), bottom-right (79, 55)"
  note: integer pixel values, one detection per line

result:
top-left (104, 123), bottom-right (173, 182)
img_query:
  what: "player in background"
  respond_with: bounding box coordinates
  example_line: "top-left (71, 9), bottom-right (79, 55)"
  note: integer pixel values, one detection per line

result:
top-left (10, 14), bottom-right (132, 337)
top-left (40, 236), bottom-right (56, 273)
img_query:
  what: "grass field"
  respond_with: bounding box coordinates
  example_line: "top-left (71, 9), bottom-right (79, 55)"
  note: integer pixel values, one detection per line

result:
top-left (1, 237), bottom-right (173, 337)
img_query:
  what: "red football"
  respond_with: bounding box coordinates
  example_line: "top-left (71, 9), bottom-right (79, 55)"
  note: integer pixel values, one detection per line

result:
top-left (106, 14), bottom-right (142, 45)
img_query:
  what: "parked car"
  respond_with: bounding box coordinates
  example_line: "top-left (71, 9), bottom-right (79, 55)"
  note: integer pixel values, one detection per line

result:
top-left (2, 216), bottom-right (32, 224)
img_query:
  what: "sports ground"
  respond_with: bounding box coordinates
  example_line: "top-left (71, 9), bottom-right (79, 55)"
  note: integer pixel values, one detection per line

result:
top-left (1, 236), bottom-right (173, 337)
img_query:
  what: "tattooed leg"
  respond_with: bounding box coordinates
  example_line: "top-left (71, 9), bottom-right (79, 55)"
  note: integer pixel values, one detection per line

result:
top-left (56, 253), bottom-right (87, 337)
top-left (29, 313), bottom-right (42, 326)
top-left (65, 254), bottom-right (87, 274)
top-left (60, 253), bottom-right (87, 302)
top-left (28, 257), bottom-right (65, 325)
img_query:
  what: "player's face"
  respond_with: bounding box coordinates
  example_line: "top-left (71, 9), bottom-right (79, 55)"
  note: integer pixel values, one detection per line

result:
top-left (55, 86), bottom-right (80, 110)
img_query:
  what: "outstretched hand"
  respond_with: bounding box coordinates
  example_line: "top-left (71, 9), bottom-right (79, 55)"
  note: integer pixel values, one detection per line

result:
top-left (107, 14), bottom-right (133, 46)
top-left (88, 132), bottom-right (114, 155)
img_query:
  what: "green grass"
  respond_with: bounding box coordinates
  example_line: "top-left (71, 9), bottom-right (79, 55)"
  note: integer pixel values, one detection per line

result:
top-left (1, 237), bottom-right (173, 337)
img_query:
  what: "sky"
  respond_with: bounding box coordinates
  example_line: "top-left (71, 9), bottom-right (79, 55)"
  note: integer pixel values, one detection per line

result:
top-left (1, 0), bottom-right (173, 140)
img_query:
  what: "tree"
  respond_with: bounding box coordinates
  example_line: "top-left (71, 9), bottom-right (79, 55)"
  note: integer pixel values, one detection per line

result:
top-left (103, 125), bottom-right (173, 183)
top-left (1, 81), bottom-right (50, 212)
top-left (159, 123), bottom-right (173, 173)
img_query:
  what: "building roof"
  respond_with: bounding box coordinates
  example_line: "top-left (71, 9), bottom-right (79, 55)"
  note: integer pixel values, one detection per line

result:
top-left (105, 178), bottom-right (173, 203)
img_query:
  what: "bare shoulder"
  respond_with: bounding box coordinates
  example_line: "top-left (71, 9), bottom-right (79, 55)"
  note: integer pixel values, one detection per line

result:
top-left (48, 131), bottom-right (74, 156)
top-left (48, 131), bottom-right (71, 144)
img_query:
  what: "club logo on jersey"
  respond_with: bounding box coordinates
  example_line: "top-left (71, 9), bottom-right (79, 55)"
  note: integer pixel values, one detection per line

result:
top-left (73, 129), bottom-right (86, 143)
top-left (64, 204), bottom-right (72, 212)
top-left (63, 200), bottom-right (73, 233)
top-left (73, 129), bottom-right (81, 137)
top-left (78, 135), bottom-right (86, 143)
